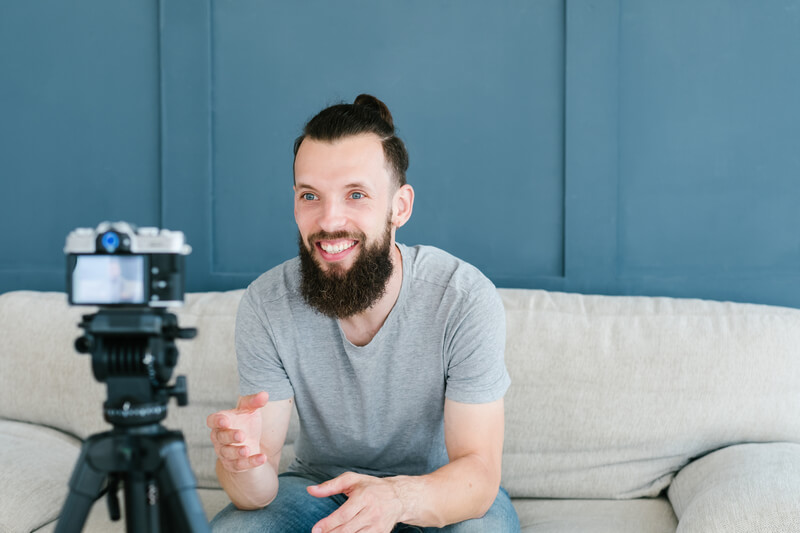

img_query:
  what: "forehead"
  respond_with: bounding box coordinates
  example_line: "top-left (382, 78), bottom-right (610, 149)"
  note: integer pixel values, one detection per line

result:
top-left (294, 134), bottom-right (391, 190)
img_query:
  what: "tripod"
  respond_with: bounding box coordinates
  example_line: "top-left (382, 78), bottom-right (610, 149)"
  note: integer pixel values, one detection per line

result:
top-left (55, 423), bottom-right (209, 532)
top-left (55, 309), bottom-right (210, 533)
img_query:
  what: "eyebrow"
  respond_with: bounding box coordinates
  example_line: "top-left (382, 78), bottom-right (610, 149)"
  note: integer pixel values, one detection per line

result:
top-left (344, 182), bottom-right (372, 191)
top-left (295, 181), bottom-right (374, 192)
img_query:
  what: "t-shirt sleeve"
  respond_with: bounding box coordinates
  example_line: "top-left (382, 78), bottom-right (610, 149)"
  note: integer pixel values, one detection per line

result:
top-left (235, 288), bottom-right (295, 400)
top-left (444, 283), bottom-right (511, 404)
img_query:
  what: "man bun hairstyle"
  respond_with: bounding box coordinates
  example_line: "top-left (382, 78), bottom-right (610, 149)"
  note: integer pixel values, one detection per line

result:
top-left (353, 93), bottom-right (395, 129)
top-left (294, 94), bottom-right (409, 187)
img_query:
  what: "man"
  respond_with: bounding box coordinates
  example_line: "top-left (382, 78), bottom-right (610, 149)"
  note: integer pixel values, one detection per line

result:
top-left (208, 95), bottom-right (519, 532)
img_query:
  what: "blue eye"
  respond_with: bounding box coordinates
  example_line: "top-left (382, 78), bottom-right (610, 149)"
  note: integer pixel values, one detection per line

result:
top-left (301, 192), bottom-right (317, 201)
top-left (350, 192), bottom-right (364, 200)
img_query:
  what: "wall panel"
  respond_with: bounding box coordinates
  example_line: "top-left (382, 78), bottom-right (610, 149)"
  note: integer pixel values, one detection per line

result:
top-left (207, 0), bottom-right (566, 288)
top-left (618, 1), bottom-right (800, 276)
top-left (0, 0), bottom-right (161, 292)
top-left (2, 0), bottom-right (800, 309)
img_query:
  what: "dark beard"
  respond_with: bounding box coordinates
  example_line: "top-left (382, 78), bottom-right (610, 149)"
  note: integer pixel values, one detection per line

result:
top-left (298, 223), bottom-right (394, 319)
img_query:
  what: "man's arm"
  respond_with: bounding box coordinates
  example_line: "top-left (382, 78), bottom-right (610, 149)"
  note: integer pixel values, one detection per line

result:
top-left (308, 397), bottom-right (505, 531)
top-left (208, 393), bottom-right (294, 510)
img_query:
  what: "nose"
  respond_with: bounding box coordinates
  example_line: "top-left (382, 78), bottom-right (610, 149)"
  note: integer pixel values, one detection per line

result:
top-left (318, 198), bottom-right (347, 233)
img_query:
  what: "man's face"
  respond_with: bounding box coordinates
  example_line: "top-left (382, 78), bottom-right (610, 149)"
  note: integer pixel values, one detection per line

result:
top-left (293, 133), bottom-right (398, 275)
top-left (293, 134), bottom-right (407, 317)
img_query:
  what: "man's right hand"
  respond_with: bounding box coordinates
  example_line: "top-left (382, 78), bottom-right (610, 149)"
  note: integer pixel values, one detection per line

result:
top-left (207, 391), bottom-right (269, 473)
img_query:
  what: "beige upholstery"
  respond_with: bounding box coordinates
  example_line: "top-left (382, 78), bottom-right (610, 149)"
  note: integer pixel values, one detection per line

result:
top-left (1, 289), bottom-right (798, 532)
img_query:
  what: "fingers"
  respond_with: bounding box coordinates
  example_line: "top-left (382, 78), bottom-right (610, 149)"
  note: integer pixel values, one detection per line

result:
top-left (207, 392), bottom-right (269, 474)
top-left (307, 472), bottom-right (360, 498)
top-left (212, 427), bottom-right (244, 446)
top-left (236, 453), bottom-right (267, 470)
top-left (220, 450), bottom-right (267, 473)
top-left (311, 500), bottom-right (362, 533)
top-left (206, 391), bottom-right (268, 429)
top-left (217, 440), bottom-right (253, 460)
top-left (213, 431), bottom-right (266, 472)
top-left (205, 411), bottom-right (230, 430)
top-left (309, 474), bottom-right (404, 532)
top-left (236, 391), bottom-right (269, 413)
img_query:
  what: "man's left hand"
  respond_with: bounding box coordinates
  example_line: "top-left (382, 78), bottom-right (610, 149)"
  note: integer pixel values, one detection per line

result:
top-left (307, 472), bottom-right (406, 533)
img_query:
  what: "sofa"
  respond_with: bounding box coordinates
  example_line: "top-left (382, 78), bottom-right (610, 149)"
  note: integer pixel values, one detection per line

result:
top-left (1, 288), bottom-right (799, 532)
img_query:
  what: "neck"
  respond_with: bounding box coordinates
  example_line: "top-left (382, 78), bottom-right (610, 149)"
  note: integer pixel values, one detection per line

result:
top-left (338, 243), bottom-right (403, 346)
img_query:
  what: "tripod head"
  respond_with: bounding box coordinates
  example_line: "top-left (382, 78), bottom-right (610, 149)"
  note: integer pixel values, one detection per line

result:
top-left (75, 308), bottom-right (196, 427)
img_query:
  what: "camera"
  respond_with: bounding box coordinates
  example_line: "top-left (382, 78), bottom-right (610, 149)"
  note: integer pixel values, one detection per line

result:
top-left (63, 221), bottom-right (196, 424)
top-left (65, 221), bottom-right (191, 307)
top-left (57, 222), bottom-right (209, 532)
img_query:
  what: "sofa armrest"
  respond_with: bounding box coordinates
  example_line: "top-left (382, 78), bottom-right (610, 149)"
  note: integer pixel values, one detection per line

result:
top-left (667, 442), bottom-right (800, 532)
top-left (0, 419), bottom-right (82, 533)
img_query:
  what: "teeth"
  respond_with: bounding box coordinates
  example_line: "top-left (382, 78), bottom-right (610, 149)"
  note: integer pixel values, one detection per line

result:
top-left (320, 241), bottom-right (355, 254)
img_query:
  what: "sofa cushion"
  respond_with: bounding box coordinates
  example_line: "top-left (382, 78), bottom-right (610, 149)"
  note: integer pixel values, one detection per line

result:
top-left (33, 488), bottom-right (232, 532)
top-left (0, 420), bottom-right (81, 533)
top-left (667, 442), bottom-right (800, 532)
top-left (514, 496), bottom-right (677, 533)
top-left (499, 289), bottom-right (800, 499)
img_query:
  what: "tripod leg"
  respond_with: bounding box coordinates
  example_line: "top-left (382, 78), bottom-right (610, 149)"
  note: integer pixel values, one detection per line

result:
top-left (155, 437), bottom-right (210, 533)
top-left (55, 439), bottom-right (108, 533)
top-left (124, 471), bottom-right (160, 533)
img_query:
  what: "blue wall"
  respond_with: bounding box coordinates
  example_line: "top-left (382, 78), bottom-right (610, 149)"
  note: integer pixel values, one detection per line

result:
top-left (2, 1), bottom-right (800, 308)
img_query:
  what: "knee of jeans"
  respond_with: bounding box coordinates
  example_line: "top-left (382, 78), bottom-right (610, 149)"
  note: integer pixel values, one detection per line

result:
top-left (209, 503), bottom-right (272, 533)
top-left (445, 513), bottom-right (520, 533)
top-left (444, 498), bottom-right (520, 533)
top-left (209, 503), bottom-right (243, 533)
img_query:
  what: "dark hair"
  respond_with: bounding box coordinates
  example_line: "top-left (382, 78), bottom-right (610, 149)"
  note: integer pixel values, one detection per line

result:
top-left (293, 94), bottom-right (409, 187)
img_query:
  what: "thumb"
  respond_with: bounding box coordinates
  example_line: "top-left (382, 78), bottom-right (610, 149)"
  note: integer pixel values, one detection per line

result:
top-left (236, 391), bottom-right (269, 413)
top-left (307, 472), bottom-right (359, 498)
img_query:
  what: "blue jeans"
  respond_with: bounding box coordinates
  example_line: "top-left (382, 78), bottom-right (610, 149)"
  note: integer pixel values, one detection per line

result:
top-left (210, 472), bottom-right (520, 532)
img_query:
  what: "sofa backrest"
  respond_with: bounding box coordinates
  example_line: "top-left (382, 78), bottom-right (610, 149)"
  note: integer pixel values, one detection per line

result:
top-left (2, 289), bottom-right (799, 498)
top-left (0, 291), bottom-right (110, 438)
top-left (0, 290), bottom-right (250, 489)
top-left (499, 288), bottom-right (800, 499)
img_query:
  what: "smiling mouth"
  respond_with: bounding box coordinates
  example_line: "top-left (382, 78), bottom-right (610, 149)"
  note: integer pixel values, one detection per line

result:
top-left (318, 240), bottom-right (358, 254)
top-left (313, 238), bottom-right (360, 262)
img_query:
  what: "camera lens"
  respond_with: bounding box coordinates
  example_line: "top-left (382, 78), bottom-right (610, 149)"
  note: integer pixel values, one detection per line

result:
top-left (101, 231), bottom-right (121, 253)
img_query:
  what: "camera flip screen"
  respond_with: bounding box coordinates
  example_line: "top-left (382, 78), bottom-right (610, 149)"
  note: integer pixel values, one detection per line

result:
top-left (70, 255), bottom-right (147, 305)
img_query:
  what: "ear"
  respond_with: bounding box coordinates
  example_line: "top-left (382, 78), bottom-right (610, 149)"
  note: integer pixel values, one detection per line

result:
top-left (391, 184), bottom-right (414, 228)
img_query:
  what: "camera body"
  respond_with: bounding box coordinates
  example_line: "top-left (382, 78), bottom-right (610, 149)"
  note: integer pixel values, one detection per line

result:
top-left (65, 221), bottom-right (191, 307)
top-left (63, 222), bottom-right (196, 426)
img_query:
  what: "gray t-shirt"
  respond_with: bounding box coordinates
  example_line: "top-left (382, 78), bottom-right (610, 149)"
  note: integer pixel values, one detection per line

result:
top-left (236, 243), bottom-right (510, 481)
